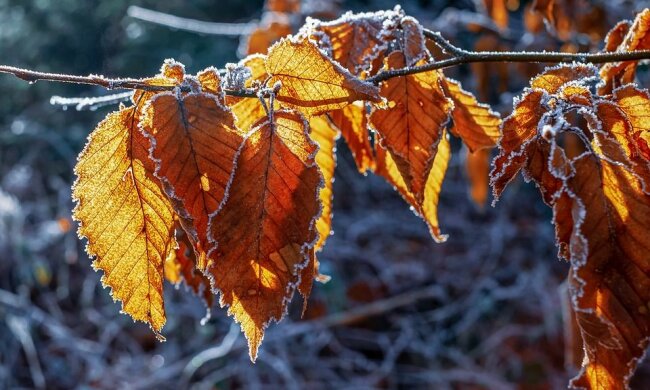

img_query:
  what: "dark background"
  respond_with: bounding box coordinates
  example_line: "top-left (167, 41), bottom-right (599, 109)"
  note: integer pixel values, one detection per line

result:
top-left (0, 0), bottom-right (648, 388)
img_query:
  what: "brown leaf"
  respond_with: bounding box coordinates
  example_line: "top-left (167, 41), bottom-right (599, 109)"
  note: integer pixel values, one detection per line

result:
top-left (376, 130), bottom-right (451, 242)
top-left (491, 64), bottom-right (650, 389)
top-left (141, 91), bottom-right (244, 270)
top-left (311, 11), bottom-right (388, 75)
top-left (370, 51), bottom-right (452, 204)
top-left (309, 115), bottom-right (340, 251)
top-left (600, 9), bottom-right (650, 94)
top-left (329, 102), bottom-right (375, 173)
top-left (208, 110), bottom-right (322, 360)
top-left (442, 77), bottom-right (501, 152)
top-left (165, 226), bottom-right (214, 309)
top-left (266, 38), bottom-right (381, 115)
top-left (246, 20), bottom-right (293, 56)
top-left (73, 106), bottom-right (175, 337)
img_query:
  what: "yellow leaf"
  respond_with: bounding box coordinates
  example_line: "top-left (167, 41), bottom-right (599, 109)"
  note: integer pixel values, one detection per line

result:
top-left (208, 110), bottom-right (322, 360)
top-left (73, 107), bottom-right (175, 336)
top-left (266, 38), bottom-right (380, 115)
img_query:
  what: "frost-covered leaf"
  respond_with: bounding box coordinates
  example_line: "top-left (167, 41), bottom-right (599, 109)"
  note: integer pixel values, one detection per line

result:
top-left (376, 130), bottom-right (451, 242)
top-left (491, 64), bottom-right (650, 389)
top-left (73, 106), bottom-right (175, 337)
top-left (208, 110), bottom-right (322, 360)
top-left (441, 77), bottom-right (501, 152)
top-left (266, 37), bottom-right (381, 115)
top-left (600, 9), bottom-right (650, 94)
top-left (329, 102), bottom-right (375, 173)
top-left (370, 51), bottom-right (452, 205)
top-left (141, 89), bottom-right (244, 271)
top-left (309, 115), bottom-right (339, 251)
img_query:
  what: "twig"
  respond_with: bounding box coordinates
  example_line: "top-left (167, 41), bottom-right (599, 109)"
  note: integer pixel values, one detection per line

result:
top-left (127, 6), bottom-right (255, 36)
top-left (50, 92), bottom-right (133, 111)
top-left (2, 28), bottom-right (650, 96)
top-left (0, 65), bottom-right (258, 97)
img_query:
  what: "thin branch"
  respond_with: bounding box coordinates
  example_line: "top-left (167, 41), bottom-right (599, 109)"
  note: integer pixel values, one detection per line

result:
top-left (127, 6), bottom-right (255, 36)
top-left (0, 65), bottom-right (258, 98)
top-left (50, 92), bottom-right (133, 111)
top-left (3, 26), bottom-right (650, 99)
top-left (368, 28), bottom-right (650, 83)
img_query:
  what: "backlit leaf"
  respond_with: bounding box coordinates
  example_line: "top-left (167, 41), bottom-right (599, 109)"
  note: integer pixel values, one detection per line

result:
top-left (329, 102), bottom-right (375, 173)
top-left (266, 38), bottom-right (381, 115)
top-left (141, 91), bottom-right (244, 270)
top-left (491, 64), bottom-right (650, 389)
top-left (73, 106), bottom-right (175, 336)
top-left (376, 130), bottom-right (451, 242)
top-left (465, 147), bottom-right (491, 208)
top-left (442, 77), bottom-right (501, 152)
top-left (370, 51), bottom-right (452, 203)
top-left (600, 9), bottom-right (650, 93)
top-left (309, 115), bottom-right (340, 251)
top-left (208, 110), bottom-right (322, 360)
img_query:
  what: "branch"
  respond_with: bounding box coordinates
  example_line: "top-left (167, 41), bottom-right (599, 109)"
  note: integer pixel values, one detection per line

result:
top-left (0, 65), bottom-right (258, 98)
top-left (367, 28), bottom-right (650, 83)
top-left (2, 26), bottom-right (650, 99)
top-left (127, 6), bottom-right (255, 36)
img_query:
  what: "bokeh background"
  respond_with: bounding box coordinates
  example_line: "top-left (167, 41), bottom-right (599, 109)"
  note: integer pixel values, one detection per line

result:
top-left (0, 0), bottom-right (649, 388)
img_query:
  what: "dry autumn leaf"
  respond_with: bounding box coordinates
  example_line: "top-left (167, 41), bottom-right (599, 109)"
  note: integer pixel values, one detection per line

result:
top-left (370, 51), bottom-right (452, 204)
top-left (376, 129), bottom-right (451, 242)
top-left (266, 37), bottom-right (381, 115)
top-left (490, 63), bottom-right (650, 389)
top-left (309, 115), bottom-right (340, 251)
top-left (465, 147), bottom-right (491, 208)
top-left (164, 225), bottom-right (214, 309)
top-left (73, 106), bottom-right (175, 337)
top-left (141, 90), bottom-right (244, 271)
top-left (441, 77), bottom-right (501, 152)
top-left (207, 110), bottom-right (322, 360)
top-left (328, 102), bottom-right (375, 173)
top-left (600, 9), bottom-right (650, 93)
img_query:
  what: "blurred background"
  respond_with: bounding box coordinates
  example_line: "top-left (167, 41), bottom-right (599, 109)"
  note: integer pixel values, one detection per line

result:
top-left (0, 0), bottom-right (649, 388)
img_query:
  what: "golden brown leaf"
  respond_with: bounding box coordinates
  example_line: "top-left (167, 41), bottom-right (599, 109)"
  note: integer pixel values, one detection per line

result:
top-left (309, 115), bottom-right (340, 251)
top-left (491, 64), bottom-right (650, 389)
top-left (376, 130), bottom-right (451, 242)
top-left (266, 38), bottom-right (381, 115)
top-left (600, 9), bottom-right (650, 94)
top-left (165, 227), bottom-right (214, 308)
top-left (208, 110), bottom-right (322, 360)
top-left (313, 11), bottom-right (388, 75)
top-left (442, 77), bottom-right (501, 152)
top-left (73, 106), bottom-right (175, 336)
top-left (371, 51), bottom-right (452, 203)
top-left (329, 102), bottom-right (375, 173)
top-left (141, 92), bottom-right (244, 270)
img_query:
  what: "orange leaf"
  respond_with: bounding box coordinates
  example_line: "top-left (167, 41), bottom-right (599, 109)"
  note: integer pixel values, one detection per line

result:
top-left (310, 11), bottom-right (389, 75)
top-left (329, 102), bottom-right (375, 173)
top-left (442, 77), bottom-right (501, 152)
top-left (491, 64), bottom-right (650, 389)
top-left (370, 51), bottom-right (452, 204)
top-left (376, 130), bottom-right (451, 242)
top-left (309, 115), bottom-right (340, 251)
top-left (266, 38), bottom-right (380, 115)
top-left (165, 226), bottom-right (214, 309)
top-left (73, 106), bottom-right (175, 337)
top-left (141, 91), bottom-right (244, 270)
top-left (208, 110), bottom-right (322, 360)
top-left (226, 55), bottom-right (271, 134)
top-left (600, 9), bottom-right (650, 93)
top-left (483, 0), bottom-right (509, 29)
